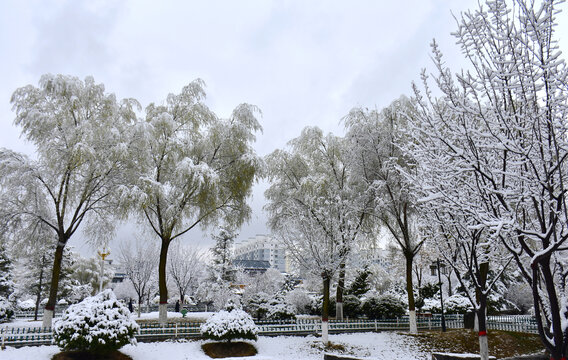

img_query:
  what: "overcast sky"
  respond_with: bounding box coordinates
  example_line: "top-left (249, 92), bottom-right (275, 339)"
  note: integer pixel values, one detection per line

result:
top-left (1, 0), bottom-right (567, 257)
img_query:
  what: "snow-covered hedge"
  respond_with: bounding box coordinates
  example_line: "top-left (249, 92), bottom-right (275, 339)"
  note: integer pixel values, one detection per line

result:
top-left (53, 290), bottom-right (139, 354)
top-left (0, 296), bottom-right (13, 323)
top-left (423, 294), bottom-right (473, 314)
top-left (444, 294), bottom-right (473, 314)
top-left (17, 299), bottom-right (35, 311)
top-left (200, 308), bottom-right (258, 342)
top-left (266, 300), bottom-right (296, 321)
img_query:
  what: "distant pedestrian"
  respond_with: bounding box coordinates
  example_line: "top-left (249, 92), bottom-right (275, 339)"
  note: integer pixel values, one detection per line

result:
top-left (128, 298), bottom-right (133, 313)
top-left (175, 300), bottom-right (180, 312)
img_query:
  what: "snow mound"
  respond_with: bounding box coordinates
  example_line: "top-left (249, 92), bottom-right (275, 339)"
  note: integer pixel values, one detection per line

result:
top-left (200, 308), bottom-right (258, 342)
top-left (53, 289), bottom-right (139, 354)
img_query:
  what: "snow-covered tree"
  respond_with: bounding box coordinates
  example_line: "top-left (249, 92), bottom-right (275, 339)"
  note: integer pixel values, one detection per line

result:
top-left (408, 0), bottom-right (568, 358)
top-left (265, 127), bottom-right (372, 341)
top-left (347, 266), bottom-right (371, 298)
top-left (118, 238), bottom-right (158, 317)
top-left (123, 80), bottom-right (262, 323)
top-left (69, 254), bottom-right (114, 296)
top-left (0, 245), bottom-right (14, 299)
top-left (344, 97), bottom-right (424, 333)
top-left (0, 296), bottom-right (13, 323)
top-left (211, 227), bottom-right (237, 282)
top-left (423, 204), bottom-right (512, 338)
top-left (0, 74), bottom-right (137, 327)
top-left (12, 235), bottom-right (76, 319)
top-left (168, 242), bottom-right (205, 305)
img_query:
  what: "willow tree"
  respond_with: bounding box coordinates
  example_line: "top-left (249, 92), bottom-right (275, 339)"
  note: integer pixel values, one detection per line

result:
top-left (125, 80), bottom-right (262, 323)
top-left (344, 97), bottom-right (423, 333)
top-left (0, 75), bottom-right (137, 327)
top-left (265, 127), bottom-right (371, 342)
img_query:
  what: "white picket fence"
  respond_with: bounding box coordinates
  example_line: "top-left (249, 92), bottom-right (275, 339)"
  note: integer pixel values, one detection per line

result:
top-left (0, 316), bottom-right (464, 348)
top-left (1, 314), bottom-right (540, 349)
top-left (486, 315), bottom-right (539, 334)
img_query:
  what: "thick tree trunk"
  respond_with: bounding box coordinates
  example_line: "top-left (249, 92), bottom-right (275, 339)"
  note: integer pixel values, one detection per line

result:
top-left (532, 258), bottom-right (565, 360)
top-left (42, 239), bottom-right (66, 328)
top-left (477, 300), bottom-right (489, 360)
top-left (322, 274), bottom-right (330, 344)
top-left (405, 253), bottom-right (417, 333)
top-left (335, 263), bottom-right (345, 321)
top-left (158, 239), bottom-right (171, 324)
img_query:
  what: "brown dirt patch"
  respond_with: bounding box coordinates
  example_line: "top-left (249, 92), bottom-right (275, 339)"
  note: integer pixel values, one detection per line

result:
top-left (51, 350), bottom-right (133, 360)
top-left (201, 341), bottom-right (257, 358)
top-left (404, 329), bottom-right (546, 359)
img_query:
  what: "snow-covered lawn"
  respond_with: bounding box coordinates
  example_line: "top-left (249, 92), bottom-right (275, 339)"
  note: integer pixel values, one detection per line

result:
top-left (0, 332), bottom-right (429, 359)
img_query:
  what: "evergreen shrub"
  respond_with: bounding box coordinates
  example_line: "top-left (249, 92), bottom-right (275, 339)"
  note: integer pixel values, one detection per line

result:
top-left (53, 290), bottom-right (139, 355)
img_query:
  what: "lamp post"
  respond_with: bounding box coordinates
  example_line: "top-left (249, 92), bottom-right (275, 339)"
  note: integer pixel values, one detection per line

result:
top-left (431, 259), bottom-right (447, 332)
top-left (98, 248), bottom-right (111, 293)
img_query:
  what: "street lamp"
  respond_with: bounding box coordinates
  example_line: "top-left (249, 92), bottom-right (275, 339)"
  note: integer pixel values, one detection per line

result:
top-left (98, 247), bottom-right (111, 293)
top-left (431, 259), bottom-right (447, 332)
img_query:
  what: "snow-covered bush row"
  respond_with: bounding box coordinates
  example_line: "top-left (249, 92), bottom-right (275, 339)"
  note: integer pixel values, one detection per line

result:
top-left (0, 296), bottom-right (14, 323)
top-left (17, 298), bottom-right (35, 311)
top-left (423, 294), bottom-right (473, 314)
top-left (266, 299), bottom-right (296, 320)
top-left (200, 307), bottom-right (258, 342)
top-left (245, 292), bottom-right (296, 320)
top-left (53, 290), bottom-right (139, 354)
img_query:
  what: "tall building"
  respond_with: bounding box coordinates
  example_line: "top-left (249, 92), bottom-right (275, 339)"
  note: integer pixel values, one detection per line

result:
top-left (233, 235), bottom-right (287, 273)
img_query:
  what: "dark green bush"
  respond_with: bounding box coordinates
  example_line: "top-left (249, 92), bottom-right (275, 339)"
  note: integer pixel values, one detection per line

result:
top-left (343, 294), bottom-right (362, 318)
top-left (362, 294), bottom-right (406, 320)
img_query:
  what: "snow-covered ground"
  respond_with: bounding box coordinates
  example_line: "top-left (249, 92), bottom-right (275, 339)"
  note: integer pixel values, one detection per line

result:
top-left (0, 332), bottom-right (429, 360)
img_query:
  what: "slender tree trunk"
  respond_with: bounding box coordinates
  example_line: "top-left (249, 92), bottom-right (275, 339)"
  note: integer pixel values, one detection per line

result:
top-left (405, 253), bottom-right (417, 334)
top-left (34, 257), bottom-right (45, 321)
top-left (446, 270), bottom-right (453, 297)
top-left (322, 273), bottom-right (330, 344)
top-left (42, 238), bottom-right (66, 328)
top-left (477, 262), bottom-right (489, 360)
top-left (335, 263), bottom-right (345, 321)
top-left (137, 294), bottom-right (142, 318)
top-left (158, 239), bottom-right (171, 324)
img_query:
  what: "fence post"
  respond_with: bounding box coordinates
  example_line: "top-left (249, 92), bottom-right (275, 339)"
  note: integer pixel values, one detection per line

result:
top-left (1, 328), bottom-right (5, 350)
top-left (175, 323), bottom-right (178, 338)
top-left (374, 319), bottom-right (377, 331)
top-left (428, 317), bottom-right (431, 330)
